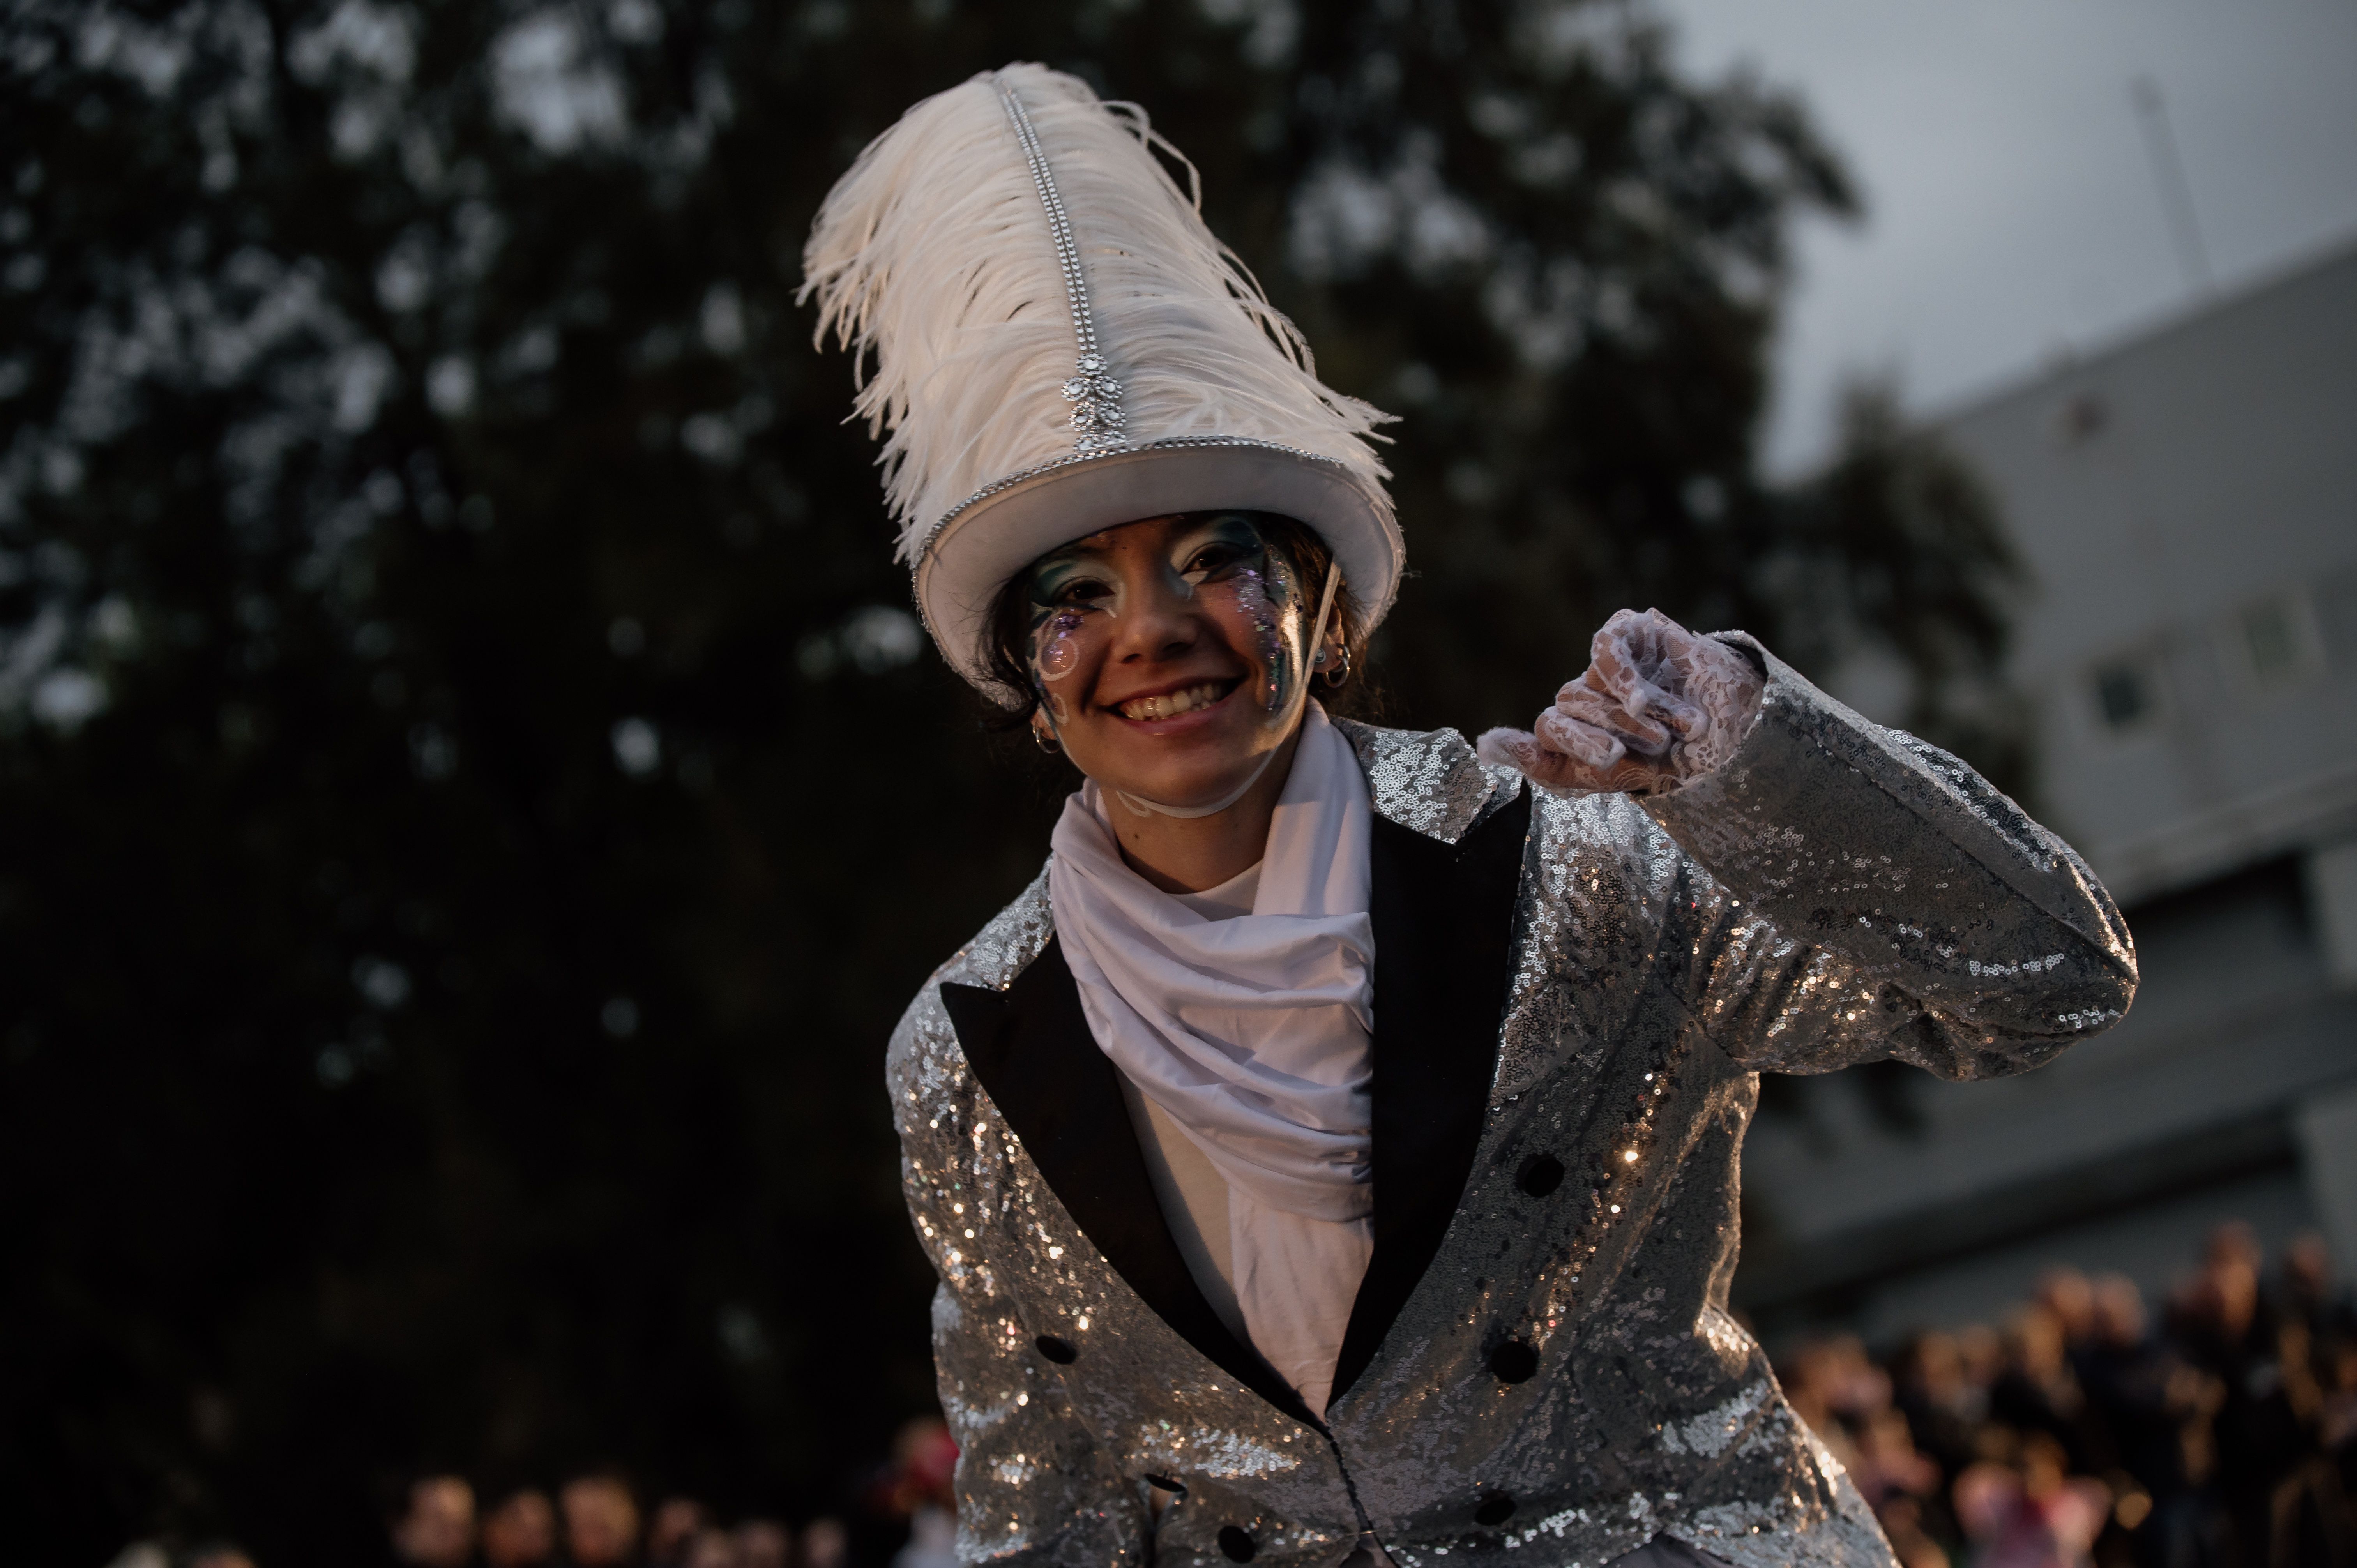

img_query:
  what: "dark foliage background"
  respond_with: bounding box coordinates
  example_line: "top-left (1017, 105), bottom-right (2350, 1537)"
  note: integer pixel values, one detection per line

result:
top-left (0, 0), bottom-right (2016, 1561)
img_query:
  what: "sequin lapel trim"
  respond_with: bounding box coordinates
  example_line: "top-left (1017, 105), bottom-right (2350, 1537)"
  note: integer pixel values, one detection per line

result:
top-left (1331, 785), bottom-right (1532, 1404)
top-left (941, 941), bottom-right (1317, 1425)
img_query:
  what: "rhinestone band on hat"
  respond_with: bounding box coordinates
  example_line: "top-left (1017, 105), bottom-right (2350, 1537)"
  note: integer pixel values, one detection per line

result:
top-left (993, 76), bottom-right (1127, 451)
top-left (915, 434), bottom-right (1354, 560)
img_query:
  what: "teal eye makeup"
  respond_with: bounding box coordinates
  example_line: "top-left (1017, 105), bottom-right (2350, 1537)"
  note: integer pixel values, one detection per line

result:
top-left (1168, 512), bottom-right (1269, 592)
top-left (1024, 549), bottom-right (1120, 723)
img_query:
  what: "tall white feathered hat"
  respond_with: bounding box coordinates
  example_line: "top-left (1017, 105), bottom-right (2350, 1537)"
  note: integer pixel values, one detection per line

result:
top-left (800, 63), bottom-right (1402, 692)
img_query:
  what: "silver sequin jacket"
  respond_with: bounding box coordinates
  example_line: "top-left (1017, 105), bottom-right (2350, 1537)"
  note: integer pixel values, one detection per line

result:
top-left (886, 642), bottom-right (2136, 1568)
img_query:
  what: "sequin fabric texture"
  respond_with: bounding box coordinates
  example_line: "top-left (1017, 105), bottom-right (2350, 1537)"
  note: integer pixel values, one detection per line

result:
top-left (885, 642), bottom-right (2137, 1568)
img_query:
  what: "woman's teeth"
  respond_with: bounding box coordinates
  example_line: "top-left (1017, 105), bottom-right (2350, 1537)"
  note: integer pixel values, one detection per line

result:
top-left (1118, 682), bottom-right (1228, 721)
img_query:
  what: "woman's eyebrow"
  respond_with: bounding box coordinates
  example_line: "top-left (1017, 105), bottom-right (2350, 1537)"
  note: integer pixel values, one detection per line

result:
top-left (1170, 517), bottom-right (1259, 553)
top-left (1036, 535), bottom-right (1121, 569)
top-left (1034, 553), bottom-right (1092, 579)
top-left (1027, 550), bottom-right (1110, 600)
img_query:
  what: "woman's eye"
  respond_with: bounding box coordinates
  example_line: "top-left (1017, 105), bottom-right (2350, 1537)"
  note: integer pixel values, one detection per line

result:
top-left (1180, 544), bottom-right (1253, 583)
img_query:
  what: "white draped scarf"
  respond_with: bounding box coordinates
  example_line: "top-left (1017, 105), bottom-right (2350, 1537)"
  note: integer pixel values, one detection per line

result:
top-left (1048, 705), bottom-right (1375, 1412)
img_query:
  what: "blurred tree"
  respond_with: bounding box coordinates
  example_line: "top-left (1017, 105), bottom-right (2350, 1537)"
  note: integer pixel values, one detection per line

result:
top-left (0, 0), bottom-right (2017, 1561)
top-left (1773, 378), bottom-right (2027, 784)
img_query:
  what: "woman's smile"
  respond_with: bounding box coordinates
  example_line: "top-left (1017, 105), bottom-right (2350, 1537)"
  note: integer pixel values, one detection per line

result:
top-left (1108, 677), bottom-right (1243, 726)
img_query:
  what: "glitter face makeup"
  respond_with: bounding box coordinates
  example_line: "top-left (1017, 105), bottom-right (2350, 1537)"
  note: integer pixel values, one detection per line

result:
top-left (1017, 512), bottom-right (1339, 817)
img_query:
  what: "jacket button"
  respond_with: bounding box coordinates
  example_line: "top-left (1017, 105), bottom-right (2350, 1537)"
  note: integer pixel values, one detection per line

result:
top-left (1516, 1154), bottom-right (1565, 1197)
top-left (1474, 1493), bottom-right (1517, 1526)
top-left (1034, 1334), bottom-right (1077, 1364)
top-left (1217, 1525), bottom-right (1257, 1562)
top-left (1489, 1340), bottom-right (1538, 1383)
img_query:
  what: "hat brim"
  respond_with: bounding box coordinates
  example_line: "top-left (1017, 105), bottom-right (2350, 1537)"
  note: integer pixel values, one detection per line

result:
top-left (914, 440), bottom-right (1403, 697)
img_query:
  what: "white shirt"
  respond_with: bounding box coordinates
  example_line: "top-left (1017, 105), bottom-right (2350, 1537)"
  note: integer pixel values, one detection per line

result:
top-left (1050, 706), bottom-right (1377, 1417)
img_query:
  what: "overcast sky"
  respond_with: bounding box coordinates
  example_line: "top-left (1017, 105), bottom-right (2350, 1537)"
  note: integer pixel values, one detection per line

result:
top-left (1656, 1), bottom-right (2357, 474)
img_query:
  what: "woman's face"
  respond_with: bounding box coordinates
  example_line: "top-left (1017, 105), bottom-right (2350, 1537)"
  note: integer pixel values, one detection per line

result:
top-left (1024, 513), bottom-right (1332, 810)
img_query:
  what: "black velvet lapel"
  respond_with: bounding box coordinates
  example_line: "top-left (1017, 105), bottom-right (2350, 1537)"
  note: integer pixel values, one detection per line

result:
top-left (1329, 784), bottom-right (1531, 1404)
top-left (939, 941), bottom-right (1317, 1425)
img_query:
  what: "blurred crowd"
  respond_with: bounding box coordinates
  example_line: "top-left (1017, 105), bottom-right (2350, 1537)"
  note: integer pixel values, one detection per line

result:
top-left (101, 1225), bottom-right (2355, 1568)
top-left (1784, 1226), bottom-right (2357, 1568)
top-left (106, 1420), bottom-right (961, 1568)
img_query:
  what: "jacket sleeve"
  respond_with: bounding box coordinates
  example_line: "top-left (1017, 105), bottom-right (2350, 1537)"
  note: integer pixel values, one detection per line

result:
top-left (1640, 636), bottom-right (2137, 1079)
top-left (888, 992), bottom-right (1148, 1567)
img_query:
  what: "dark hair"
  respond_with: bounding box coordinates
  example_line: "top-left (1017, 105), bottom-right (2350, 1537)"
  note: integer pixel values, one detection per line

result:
top-left (980, 511), bottom-right (1369, 725)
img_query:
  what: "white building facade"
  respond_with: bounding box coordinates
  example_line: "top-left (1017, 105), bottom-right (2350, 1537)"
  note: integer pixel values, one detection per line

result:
top-left (1735, 243), bottom-right (2357, 1342)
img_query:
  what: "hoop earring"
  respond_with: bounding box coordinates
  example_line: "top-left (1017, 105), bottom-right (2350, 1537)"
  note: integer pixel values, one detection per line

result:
top-left (1031, 720), bottom-right (1062, 755)
top-left (1318, 645), bottom-right (1352, 687)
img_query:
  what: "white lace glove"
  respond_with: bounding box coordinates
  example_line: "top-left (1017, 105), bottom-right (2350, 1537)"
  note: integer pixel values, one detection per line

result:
top-left (1475, 608), bottom-right (1765, 797)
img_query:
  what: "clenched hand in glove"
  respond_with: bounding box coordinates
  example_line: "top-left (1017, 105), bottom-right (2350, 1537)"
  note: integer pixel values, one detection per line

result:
top-left (1475, 608), bottom-right (1765, 797)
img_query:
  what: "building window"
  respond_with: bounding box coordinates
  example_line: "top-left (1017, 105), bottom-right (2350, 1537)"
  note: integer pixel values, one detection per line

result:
top-left (2237, 591), bottom-right (2320, 687)
top-left (2090, 657), bottom-right (2156, 734)
top-left (2052, 392), bottom-right (2109, 446)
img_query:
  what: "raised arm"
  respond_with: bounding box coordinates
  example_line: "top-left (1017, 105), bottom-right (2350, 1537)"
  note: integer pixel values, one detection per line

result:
top-left (1482, 612), bottom-right (2136, 1077)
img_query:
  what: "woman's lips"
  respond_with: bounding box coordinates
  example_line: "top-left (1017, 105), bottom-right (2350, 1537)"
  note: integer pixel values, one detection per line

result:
top-left (1107, 678), bottom-right (1242, 726)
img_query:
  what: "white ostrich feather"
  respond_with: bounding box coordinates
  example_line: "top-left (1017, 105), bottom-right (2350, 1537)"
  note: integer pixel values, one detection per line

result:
top-left (800, 62), bottom-right (1394, 566)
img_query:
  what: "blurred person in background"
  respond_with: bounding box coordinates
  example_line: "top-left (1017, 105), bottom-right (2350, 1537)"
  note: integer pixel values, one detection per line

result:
top-left (2231, 1230), bottom-right (2355, 1565)
top-left (680, 1530), bottom-right (737, 1568)
top-left (1780, 1339), bottom-right (1857, 1473)
top-left (2283, 1232), bottom-right (2357, 1450)
top-left (731, 1519), bottom-right (790, 1568)
top-left (559, 1475), bottom-right (641, 1568)
top-left (645, 1498), bottom-right (709, 1568)
top-left (870, 1417), bottom-right (957, 1568)
top-left (1852, 1404), bottom-right (1944, 1514)
top-left (184, 1547), bottom-right (259, 1568)
top-left (1853, 1406), bottom-right (1949, 1568)
top-left (2281, 1233), bottom-right (2353, 1341)
top-left (2049, 1272), bottom-right (2231, 1568)
top-left (1787, 1333), bottom-right (1957, 1562)
top-left (1899, 1329), bottom-right (1989, 1481)
top-left (820, 55), bottom-right (2131, 1568)
top-left (884, 1417), bottom-right (958, 1517)
top-left (1821, 1335), bottom-right (1901, 1431)
top-left (1872, 1496), bottom-right (1951, 1568)
top-left (893, 1504), bottom-right (959, 1568)
top-left (2039, 1269), bottom-right (2101, 1381)
top-left (391, 1475), bottom-right (478, 1568)
top-left (482, 1489), bottom-right (557, 1568)
top-left (679, 1531), bottom-right (736, 1568)
top-left (1953, 1433), bottom-right (2109, 1568)
top-left (1991, 1303), bottom-right (2101, 1474)
top-left (1783, 1334), bottom-right (1907, 1479)
top-left (798, 1517), bottom-right (848, 1568)
top-left (2171, 1224), bottom-right (2328, 1566)
top-left (1962, 1326), bottom-right (2009, 1419)
top-left (2327, 1338), bottom-right (2357, 1497)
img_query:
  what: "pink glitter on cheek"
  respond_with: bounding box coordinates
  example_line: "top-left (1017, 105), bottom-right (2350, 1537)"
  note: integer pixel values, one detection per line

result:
top-left (1221, 565), bottom-right (1287, 714)
top-left (1033, 610), bottom-right (1086, 683)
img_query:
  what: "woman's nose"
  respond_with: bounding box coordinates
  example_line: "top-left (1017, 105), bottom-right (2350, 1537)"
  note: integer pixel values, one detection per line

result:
top-left (1109, 574), bottom-right (1201, 662)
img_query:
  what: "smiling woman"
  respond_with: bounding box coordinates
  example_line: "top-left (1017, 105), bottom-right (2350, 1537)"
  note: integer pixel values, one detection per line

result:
top-left (802, 62), bottom-right (2136, 1568)
top-left (982, 511), bottom-right (1361, 890)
